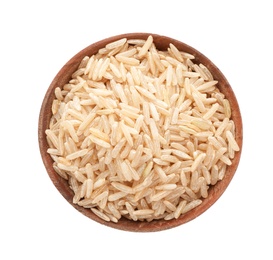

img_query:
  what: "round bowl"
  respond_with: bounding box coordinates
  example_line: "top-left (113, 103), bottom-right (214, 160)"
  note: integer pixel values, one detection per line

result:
top-left (38, 33), bottom-right (243, 232)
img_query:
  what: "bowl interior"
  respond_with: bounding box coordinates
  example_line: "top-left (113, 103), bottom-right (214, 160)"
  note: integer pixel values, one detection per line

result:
top-left (38, 33), bottom-right (243, 232)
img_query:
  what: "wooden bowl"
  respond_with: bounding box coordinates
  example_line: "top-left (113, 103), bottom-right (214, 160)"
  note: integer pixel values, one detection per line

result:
top-left (38, 33), bottom-right (243, 232)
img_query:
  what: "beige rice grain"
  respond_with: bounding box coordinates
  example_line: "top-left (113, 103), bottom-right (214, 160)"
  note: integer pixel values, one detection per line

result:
top-left (91, 208), bottom-right (111, 222)
top-left (125, 202), bottom-right (138, 221)
top-left (174, 200), bottom-right (187, 219)
top-left (182, 199), bottom-right (202, 214)
top-left (203, 103), bottom-right (219, 120)
top-left (66, 149), bottom-right (88, 160)
top-left (111, 182), bottom-right (134, 194)
top-left (89, 134), bottom-right (111, 149)
top-left (133, 209), bottom-right (155, 216)
top-left (138, 35), bottom-right (153, 58)
top-left (106, 38), bottom-right (127, 50)
top-left (151, 190), bottom-right (173, 202)
top-left (226, 130), bottom-right (240, 151)
top-left (92, 190), bottom-right (109, 204)
top-left (108, 191), bottom-right (127, 202)
top-left (92, 178), bottom-right (106, 190)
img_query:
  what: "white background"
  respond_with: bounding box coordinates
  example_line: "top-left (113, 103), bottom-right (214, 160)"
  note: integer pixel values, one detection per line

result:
top-left (1, 0), bottom-right (272, 259)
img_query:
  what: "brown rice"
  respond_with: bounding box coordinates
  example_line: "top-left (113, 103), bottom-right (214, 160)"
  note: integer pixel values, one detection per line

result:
top-left (46, 35), bottom-right (240, 222)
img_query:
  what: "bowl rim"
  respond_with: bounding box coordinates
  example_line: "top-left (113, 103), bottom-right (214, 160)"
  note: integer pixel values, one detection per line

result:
top-left (38, 32), bottom-right (243, 232)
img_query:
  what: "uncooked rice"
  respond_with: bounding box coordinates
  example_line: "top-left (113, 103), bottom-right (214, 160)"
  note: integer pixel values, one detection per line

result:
top-left (46, 35), bottom-right (240, 223)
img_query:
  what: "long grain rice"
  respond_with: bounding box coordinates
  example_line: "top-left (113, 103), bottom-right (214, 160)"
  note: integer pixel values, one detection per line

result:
top-left (46, 35), bottom-right (240, 223)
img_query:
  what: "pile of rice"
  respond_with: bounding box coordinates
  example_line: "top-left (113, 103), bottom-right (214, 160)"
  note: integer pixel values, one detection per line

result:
top-left (46, 35), bottom-right (240, 223)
